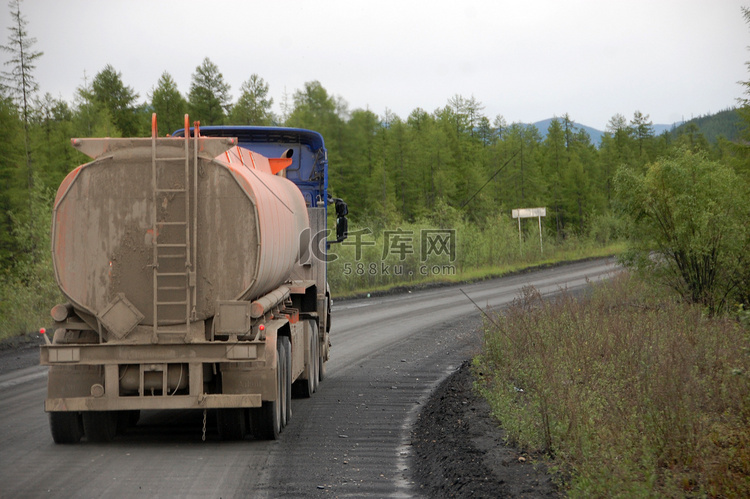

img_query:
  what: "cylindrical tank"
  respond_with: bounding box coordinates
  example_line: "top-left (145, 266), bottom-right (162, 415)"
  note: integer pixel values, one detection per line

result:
top-left (52, 137), bottom-right (309, 326)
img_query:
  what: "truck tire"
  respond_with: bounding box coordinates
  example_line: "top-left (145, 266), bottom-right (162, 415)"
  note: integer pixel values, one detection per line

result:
top-left (280, 336), bottom-right (292, 426)
top-left (311, 324), bottom-right (320, 393)
top-left (49, 412), bottom-right (83, 444)
top-left (116, 410), bottom-right (140, 435)
top-left (251, 338), bottom-right (284, 440)
top-left (82, 411), bottom-right (117, 442)
top-left (293, 321), bottom-right (318, 398)
top-left (318, 345), bottom-right (326, 382)
top-left (217, 408), bottom-right (247, 441)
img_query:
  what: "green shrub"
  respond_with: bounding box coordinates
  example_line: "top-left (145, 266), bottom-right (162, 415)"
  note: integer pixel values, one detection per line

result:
top-left (615, 148), bottom-right (750, 314)
top-left (475, 273), bottom-right (750, 497)
top-left (0, 178), bottom-right (62, 340)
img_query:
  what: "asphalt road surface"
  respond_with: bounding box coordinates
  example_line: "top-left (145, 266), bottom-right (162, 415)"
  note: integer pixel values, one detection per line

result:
top-left (0, 259), bottom-right (617, 498)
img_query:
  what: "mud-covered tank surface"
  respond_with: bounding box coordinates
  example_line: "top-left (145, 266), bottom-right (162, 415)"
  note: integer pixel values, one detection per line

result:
top-left (52, 141), bottom-right (309, 326)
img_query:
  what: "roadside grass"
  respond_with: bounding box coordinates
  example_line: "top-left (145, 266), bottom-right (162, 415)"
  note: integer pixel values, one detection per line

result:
top-left (475, 272), bottom-right (750, 497)
top-left (0, 264), bottom-right (62, 342)
top-left (0, 218), bottom-right (622, 341)
top-left (329, 241), bottom-right (621, 300)
top-left (328, 217), bottom-right (623, 297)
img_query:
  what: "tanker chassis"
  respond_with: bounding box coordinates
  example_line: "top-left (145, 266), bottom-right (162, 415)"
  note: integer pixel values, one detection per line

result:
top-left (40, 116), bottom-right (345, 442)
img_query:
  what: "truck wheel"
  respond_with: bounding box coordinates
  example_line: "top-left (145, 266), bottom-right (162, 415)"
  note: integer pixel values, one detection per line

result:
top-left (311, 325), bottom-right (320, 393)
top-left (251, 338), bottom-right (284, 440)
top-left (217, 408), bottom-right (247, 441)
top-left (82, 411), bottom-right (117, 442)
top-left (293, 321), bottom-right (318, 398)
top-left (49, 412), bottom-right (82, 444)
top-left (116, 410), bottom-right (140, 435)
top-left (318, 344), bottom-right (326, 383)
top-left (280, 336), bottom-right (292, 426)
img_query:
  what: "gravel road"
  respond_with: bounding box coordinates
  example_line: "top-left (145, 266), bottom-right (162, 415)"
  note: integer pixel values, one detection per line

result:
top-left (0, 259), bottom-right (616, 497)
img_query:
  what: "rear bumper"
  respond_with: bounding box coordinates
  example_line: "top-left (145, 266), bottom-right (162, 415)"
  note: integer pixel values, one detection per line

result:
top-left (40, 342), bottom-right (263, 365)
top-left (41, 341), bottom-right (273, 413)
top-left (45, 393), bottom-right (262, 412)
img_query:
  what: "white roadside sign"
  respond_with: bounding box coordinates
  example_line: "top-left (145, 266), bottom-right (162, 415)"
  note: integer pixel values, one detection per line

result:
top-left (512, 207), bottom-right (547, 254)
top-left (512, 207), bottom-right (546, 219)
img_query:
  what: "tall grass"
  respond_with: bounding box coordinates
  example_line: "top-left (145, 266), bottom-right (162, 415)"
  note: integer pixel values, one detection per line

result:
top-left (475, 273), bottom-right (750, 497)
top-left (0, 181), bottom-right (62, 341)
top-left (328, 215), bottom-right (622, 296)
top-left (0, 265), bottom-right (61, 339)
top-left (0, 209), bottom-right (619, 340)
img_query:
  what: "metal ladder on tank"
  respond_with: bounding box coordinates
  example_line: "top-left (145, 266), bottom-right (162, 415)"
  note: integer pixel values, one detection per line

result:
top-left (150, 114), bottom-right (197, 343)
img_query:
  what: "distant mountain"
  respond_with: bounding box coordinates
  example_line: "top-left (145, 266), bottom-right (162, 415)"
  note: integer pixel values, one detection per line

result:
top-left (528, 119), bottom-right (679, 147)
top-left (529, 118), bottom-right (605, 145)
top-left (653, 123), bottom-right (680, 135)
top-left (671, 108), bottom-right (743, 143)
top-left (526, 110), bottom-right (741, 147)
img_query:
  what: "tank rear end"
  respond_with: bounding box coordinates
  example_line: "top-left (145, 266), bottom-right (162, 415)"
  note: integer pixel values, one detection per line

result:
top-left (52, 138), bottom-right (308, 330)
top-left (41, 127), bottom-right (319, 443)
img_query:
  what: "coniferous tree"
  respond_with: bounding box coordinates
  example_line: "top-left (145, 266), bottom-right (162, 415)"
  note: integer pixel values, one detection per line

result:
top-left (675, 122), bottom-right (710, 152)
top-left (737, 6), bottom-right (750, 152)
top-left (188, 58), bottom-right (231, 125)
top-left (599, 114), bottom-right (635, 204)
top-left (407, 108), bottom-right (440, 214)
top-left (73, 73), bottom-right (119, 138)
top-left (568, 126), bottom-right (599, 233)
top-left (1, 0), bottom-right (42, 230)
top-left (33, 92), bottom-right (75, 190)
top-left (500, 124), bottom-right (545, 212)
top-left (287, 81), bottom-right (339, 133)
top-left (287, 81), bottom-right (346, 182)
top-left (0, 91), bottom-right (24, 268)
top-left (631, 110), bottom-right (654, 164)
top-left (90, 65), bottom-right (140, 136)
top-left (150, 72), bottom-right (187, 134)
top-left (338, 108), bottom-right (380, 217)
top-left (542, 119), bottom-right (567, 237)
top-left (229, 74), bottom-right (273, 125)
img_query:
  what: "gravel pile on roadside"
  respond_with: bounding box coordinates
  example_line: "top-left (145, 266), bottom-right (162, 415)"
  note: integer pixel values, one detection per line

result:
top-left (411, 360), bottom-right (561, 498)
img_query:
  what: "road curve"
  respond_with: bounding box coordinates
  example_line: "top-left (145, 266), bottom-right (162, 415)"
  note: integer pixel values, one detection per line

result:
top-left (0, 259), bottom-right (617, 497)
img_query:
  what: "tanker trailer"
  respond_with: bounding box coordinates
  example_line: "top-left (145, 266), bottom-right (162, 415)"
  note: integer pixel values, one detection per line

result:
top-left (41, 115), bottom-right (339, 443)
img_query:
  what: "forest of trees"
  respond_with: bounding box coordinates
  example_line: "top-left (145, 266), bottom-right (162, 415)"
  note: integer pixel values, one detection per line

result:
top-left (3, 55), bottom-right (745, 266)
top-left (1, 0), bottom-right (750, 332)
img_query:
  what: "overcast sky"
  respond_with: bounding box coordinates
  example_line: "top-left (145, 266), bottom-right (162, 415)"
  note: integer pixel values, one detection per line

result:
top-left (3, 0), bottom-right (748, 130)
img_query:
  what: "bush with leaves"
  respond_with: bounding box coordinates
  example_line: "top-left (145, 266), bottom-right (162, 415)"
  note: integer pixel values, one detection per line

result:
top-left (0, 175), bottom-right (61, 339)
top-left (615, 147), bottom-right (749, 314)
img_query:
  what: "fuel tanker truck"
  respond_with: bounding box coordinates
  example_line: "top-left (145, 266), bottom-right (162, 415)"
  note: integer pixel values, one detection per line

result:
top-left (40, 115), bottom-right (347, 443)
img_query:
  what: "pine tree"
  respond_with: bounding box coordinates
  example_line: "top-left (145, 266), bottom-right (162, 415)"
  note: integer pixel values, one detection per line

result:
top-left (72, 71), bottom-right (119, 138)
top-left (229, 74), bottom-right (273, 125)
top-left (188, 58), bottom-right (231, 125)
top-left (0, 92), bottom-right (24, 268)
top-left (630, 110), bottom-right (654, 164)
top-left (542, 119), bottom-right (567, 237)
top-left (33, 92), bottom-right (75, 190)
top-left (90, 65), bottom-right (140, 136)
top-left (287, 81), bottom-right (345, 175)
top-left (338, 108), bottom-right (380, 217)
top-left (600, 113), bottom-right (635, 203)
top-left (1, 0), bottom-right (42, 233)
top-left (150, 72), bottom-right (187, 134)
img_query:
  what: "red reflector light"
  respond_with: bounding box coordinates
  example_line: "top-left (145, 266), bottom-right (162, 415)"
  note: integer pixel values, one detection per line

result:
top-left (259, 324), bottom-right (265, 331)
